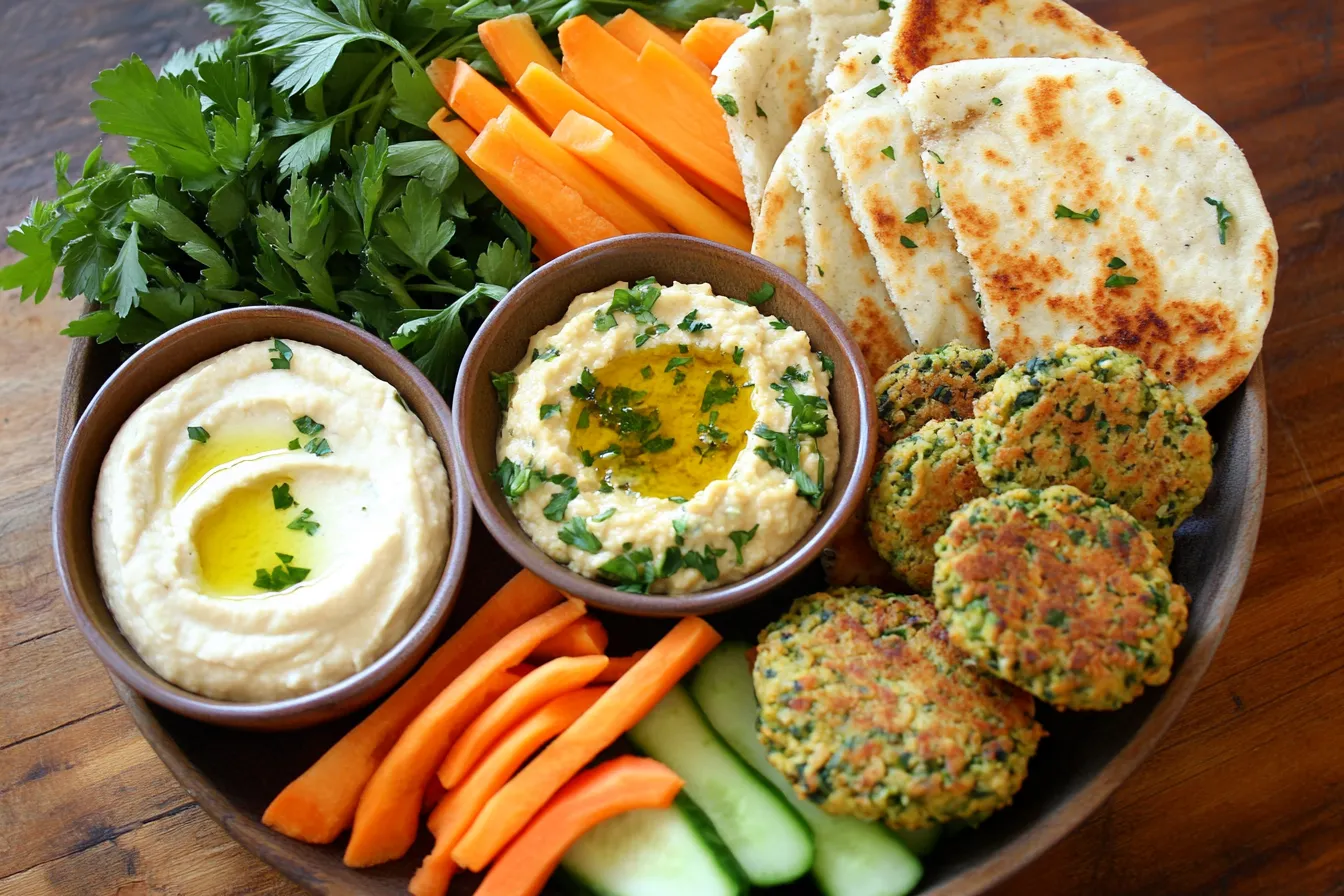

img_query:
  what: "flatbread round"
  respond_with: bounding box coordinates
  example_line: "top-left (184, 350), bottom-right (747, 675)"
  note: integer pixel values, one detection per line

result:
top-left (751, 135), bottom-right (809, 282)
top-left (801, 0), bottom-right (895, 98)
top-left (904, 57), bottom-right (1277, 410)
top-left (888, 0), bottom-right (1146, 86)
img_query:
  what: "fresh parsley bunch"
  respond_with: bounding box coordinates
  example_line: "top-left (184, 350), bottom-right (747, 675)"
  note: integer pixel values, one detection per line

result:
top-left (0, 0), bottom-right (734, 396)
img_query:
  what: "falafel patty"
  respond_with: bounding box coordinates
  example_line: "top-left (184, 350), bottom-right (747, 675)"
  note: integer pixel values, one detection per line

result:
top-left (754, 587), bottom-right (1044, 829)
top-left (972, 344), bottom-right (1212, 557)
top-left (875, 343), bottom-right (1007, 448)
top-left (933, 485), bottom-right (1190, 711)
top-left (867, 419), bottom-right (989, 593)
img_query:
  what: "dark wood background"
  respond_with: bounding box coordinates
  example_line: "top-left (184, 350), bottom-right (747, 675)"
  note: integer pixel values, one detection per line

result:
top-left (1, 0), bottom-right (1341, 893)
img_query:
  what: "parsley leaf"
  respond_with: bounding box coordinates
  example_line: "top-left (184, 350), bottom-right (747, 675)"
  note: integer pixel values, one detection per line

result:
top-left (272, 482), bottom-right (296, 509)
top-left (881, 145), bottom-right (895, 160)
top-left (1055, 204), bottom-right (1100, 223)
top-left (303, 437), bottom-right (332, 456)
top-left (729, 525), bottom-right (758, 564)
top-left (867, 84), bottom-right (887, 98)
top-left (904, 207), bottom-right (930, 226)
top-left (293, 415), bottom-right (324, 435)
top-left (492, 458), bottom-right (547, 502)
top-left (558, 516), bottom-right (602, 554)
top-left (543, 474), bottom-right (580, 521)
top-left (253, 553), bottom-right (310, 591)
top-left (716, 94), bottom-right (739, 116)
top-left (269, 338), bottom-right (294, 369)
top-left (682, 545), bottom-right (726, 581)
top-left (1105, 273), bottom-right (1140, 288)
top-left (701, 370), bottom-right (740, 412)
top-left (287, 507), bottom-right (320, 535)
top-left (900, 235), bottom-right (918, 249)
top-left (1204, 196), bottom-right (1233, 245)
top-left (678, 309), bottom-right (711, 332)
top-left (539, 403), bottom-right (561, 420)
top-left (490, 371), bottom-right (516, 410)
top-left (187, 425), bottom-right (210, 443)
top-left (748, 9), bottom-right (774, 31)
top-left (1108, 257), bottom-right (1128, 269)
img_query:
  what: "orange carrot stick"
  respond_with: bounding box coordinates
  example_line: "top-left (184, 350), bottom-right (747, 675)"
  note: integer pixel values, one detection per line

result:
top-left (432, 58), bottom-right (522, 132)
top-left (605, 10), bottom-right (711, 81)
top-left (475, 757), bottom-right (684, 896)
top-left (494, 106), bottom-right (670, 235)
top-left (428, 110), bottom-right (567, 261)
top-left (438, 654), bottom-right (609, 789)
top-left (552, 112), bottom-right (753, 251)
top-left (675, 162), bottom-right (754, 225)
top-left (261, 571), bottom-right (560, 844)
top-left (343, 598), bottom-right (587, 867)
top-left (530, 616), bottom-right (609, 660)
top-left (478, 13), bottom-right (561, 87)
top-left (414, 687), bottom-right (609, 896)
top-left (468, 121), bottom-right (621, 249)
top-left (592, 651), bottom-right (650, 683)
top-left (451, 616), bottom-right (722, 870)
top-left (681, 18), bottom-right (748, 70)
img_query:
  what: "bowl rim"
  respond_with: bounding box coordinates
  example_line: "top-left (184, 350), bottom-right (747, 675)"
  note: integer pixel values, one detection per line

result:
top-left (51, 305), bottom-right (474, 728)
top-left (452, 233), bottom-right (878, 617)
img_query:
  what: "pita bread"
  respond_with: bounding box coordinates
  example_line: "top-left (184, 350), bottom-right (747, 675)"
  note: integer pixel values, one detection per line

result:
top-left (801, 0), bottom-right (895, 98)
top-left (904, 57), bottom-right (1277, 411)
top-left (787, 110), bottom-right (915, 376)
top-left (713, 6), bottom-right (818, 228)
top-left (822, 36), bottom-right (986, 348)
top-left (750, 136), bottom-right (809, 281)
top-left (888, 0), bottom-right (1146, 86)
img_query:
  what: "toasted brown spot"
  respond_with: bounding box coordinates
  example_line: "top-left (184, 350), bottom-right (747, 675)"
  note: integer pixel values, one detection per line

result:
top-left (851, 295), bottom-right (911, 376)
top-left (1107, 89), bottom-right (1123, 105)
top-left (1023, 76), bottom-right (1068, 142)
top-left (983, 148), bottom-right (1012, 166)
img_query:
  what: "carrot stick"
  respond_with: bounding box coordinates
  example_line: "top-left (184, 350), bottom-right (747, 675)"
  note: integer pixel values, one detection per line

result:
top-left (592, 651), bottom-right (649, 683)
top-left (414, 687), bottom-right (609, 896)
top-left (558, 17), bottom-right (744, 200)
top-left (428, 110), bottom-right (567, 261)
top-left (552, 112), bottom-right (753, 251)
top-left (681, 18), bottom-right (748, 70)
top-left (478, 13), bottom-right (562, 87)
top-left (432, 58), bottom-right (523, 132)
top-left (438, 655), bottom-right (609, 789)
top-left (494, 106), bottom-right (670, 235)
top-left (261, 570), bottom-right (560, 844)
top-left (468, 121), bottom-right (622, 249)
top-left (474, 757), bottom-right (684, 896)
top-left (530, 616), bottom-right (609, 660)
top-left (675, 162), bottom-right (753, 225)
top-left (451, 616), bottom-right (722, 870)
top-left (343, 598), bottom-right (587, 867)
top-left (604, 9), bottom-right (711, 81)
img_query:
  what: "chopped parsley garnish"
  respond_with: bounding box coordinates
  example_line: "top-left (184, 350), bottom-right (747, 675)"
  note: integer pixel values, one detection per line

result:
top-left (816, 265), bottom-right (825, 277)
top-left (716, 94), bottom-right (739, 117)
top-left (672, 517), bottom-right (688, 545)
top-left (287, 507), bottom-right (320, 536)
top-left (753, 424), bottom-right (825, 507)
top-left (755, 102), bottom-right (767, 119)
top-left (881, 145), bottom-right (895, 160)
top-left (532, 346), bottom-right (560, 362)
top-left (867, 84), bottom-right (887, 98)
top-left (293, 415), bottom-right (324, 436)
top-left (542, 474), bottom-right (580, 521)
top-left (490, 371), bottom-right (516, 410)
top-left (678, 343), bottom-right (689, 353)
top-left (634, 322), bottom-right (670, 347)
top-left (816, 350), bottom-right (835, 376)
top-left (577, 407), bottom-right (591, 429)
top-left (1105, 273), bottom-right (1140, 288)
top-left (900, 235), bottom-right (918, 249)
top-left (598, 545), bottom-right (661, 593)
top-left (539, 403), bottom-right (561, 420)
top-left (871, 54), bottom-right (881, 64)
top-left (592, 507), bottom-right (617, 522)
top-left (729, 525), bottom-right (759, 564)
top-left (570, 368), bottom-right (599, 402)
top-left (601, 278), bottom-right (663, 335)
top-left (271, 483), bottom-right (295, 510)
top-left (253, 553), bottom-right (310, 592)
top-left (678, 310), bottom-right (712, 333)
top-left (673, 370), bottom-right (686, 385)
top-left (642, 435), bottom-right (675, 453)
top-left (186, 425), bottom-right (209, 443)
top-left (288, 438), bottom-right (301, 450)
top-left (769, 319), bottom-right (788, 330)
top-left (695, 410), bottom-right (729, 458)
top-left (701, 370), bottom-right (740, 412)
top-left (1204, 196), bottom-right (1233, 245)
top-left (905, 206), bottom-right (930, 226)
top-left (594, 308), bottom-right (617, 331)
top-left (1055, 204), bottom-right (1100, 223)
top-left (640, 366), bottom-right (653, 379)
top-left (1108, 257), bottom-right (1128, 269)
top-left (990, 97), bottom-right (1003, 106)
top-left (667, 496), bottom-right (687, 503)
top-left (268, 339), bottom-right (293, 369)
top-left (558, 516), bottom-right (602, 553)
top-left (748, 9), bottom-right (774, 31)
top-left (744, 282), bottom-right (775, 305)
top-left (682, 545), bottom-right (727, 581)
top-left (731, 347), bottom-right (744, 367)
top-left (303, 437), bottom-right (332, 456)
top-left (929, 150), bottom-right (945, 164)
top-left (1045, 608), bottom-right (1069, 628)
top-left (781, 365), bottom-right (810, 382)
top-left (493, 458), bottom-right (546, 502)
top-left (665, 355), bottom-right (692, 372)
top-left (579, 449), bottom-right (594, 466)
top-left (772, 382), bottom-right (830, 436)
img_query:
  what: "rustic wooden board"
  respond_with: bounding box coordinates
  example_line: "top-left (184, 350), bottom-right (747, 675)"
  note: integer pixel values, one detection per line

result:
top-left (2, 0), bottom-right (1342, 894)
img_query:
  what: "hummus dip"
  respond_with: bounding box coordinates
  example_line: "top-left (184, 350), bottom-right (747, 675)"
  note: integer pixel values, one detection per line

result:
top-left (495, 280), bottom-right (839, 593)
top-left (93, 339), bottom-right (450, 702)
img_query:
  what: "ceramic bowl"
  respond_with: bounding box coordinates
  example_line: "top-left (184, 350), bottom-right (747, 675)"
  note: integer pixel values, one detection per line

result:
top-left (453, 233), bottom-right (877, 617)
top-left (52, 306), bottom-right (473, 730)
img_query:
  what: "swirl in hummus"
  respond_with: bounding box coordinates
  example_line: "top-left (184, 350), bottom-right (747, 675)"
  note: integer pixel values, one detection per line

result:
top-left (93, 339), bottom-right (450, 702)
top-left (495, 280), bottom-right (839, 594)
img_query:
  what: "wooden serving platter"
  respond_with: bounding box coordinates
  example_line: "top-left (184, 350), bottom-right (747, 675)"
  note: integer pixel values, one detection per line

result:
top-left (54, 331), bottom-right (1267, 896)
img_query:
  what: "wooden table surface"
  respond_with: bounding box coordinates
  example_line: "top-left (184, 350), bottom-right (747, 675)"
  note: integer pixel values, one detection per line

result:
top-left (1, 0), bottom-right (1341, 893)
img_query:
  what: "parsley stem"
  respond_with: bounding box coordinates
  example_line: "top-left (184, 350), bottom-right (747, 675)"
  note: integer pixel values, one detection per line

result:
top-left (407, 281), bottom-right (468, 296)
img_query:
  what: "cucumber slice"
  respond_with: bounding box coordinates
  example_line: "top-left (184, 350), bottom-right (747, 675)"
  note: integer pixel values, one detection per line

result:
top-left (690, 643), bottom-right (926, 896)
top-left (561, 793), bottom-right (748, 896)
top-left (627, 685), bottom-right (815, 886)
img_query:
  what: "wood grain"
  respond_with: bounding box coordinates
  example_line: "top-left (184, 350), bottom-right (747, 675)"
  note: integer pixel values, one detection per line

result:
top-left (0, 0), bottom-right (1341, 895)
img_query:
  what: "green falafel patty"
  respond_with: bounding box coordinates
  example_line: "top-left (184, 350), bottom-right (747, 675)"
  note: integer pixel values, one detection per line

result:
top-left (875, 344), bottom-right (1007, 448)
top-left (972, 343), bottom-right (1212, 556)
top-left (753, 587), bottom-right (1044, 829)
top-left (933, 485), bottom-right (1191, 711)
top-left (867, 419), bottom-right (989, 593)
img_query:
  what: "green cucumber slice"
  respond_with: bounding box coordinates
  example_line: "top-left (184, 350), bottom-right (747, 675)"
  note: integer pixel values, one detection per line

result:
top-left (627, 685), bottom-right (815, 885)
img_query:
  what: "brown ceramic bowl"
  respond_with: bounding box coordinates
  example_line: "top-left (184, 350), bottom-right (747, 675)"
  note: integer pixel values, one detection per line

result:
top-left (454, 233), bottom-right (877, 617)
top-left (52, 306), bottom-right (473, 731)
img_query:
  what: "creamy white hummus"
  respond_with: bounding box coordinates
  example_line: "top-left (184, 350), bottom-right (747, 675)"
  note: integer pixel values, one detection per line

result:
top-left (93, 339), bottom-right (450, 702)
top-left (496, 281), bottom-right (839, 593)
